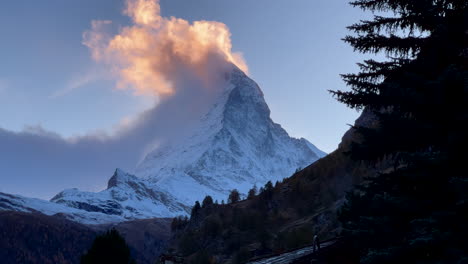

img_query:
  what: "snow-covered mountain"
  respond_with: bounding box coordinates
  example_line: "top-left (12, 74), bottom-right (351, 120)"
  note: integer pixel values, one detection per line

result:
top-left (0, 191), bottom-right (123, 225)
top-left (1, 67), bottom-right (326, 224)
top-left (51, 169), bottom-right (190, 218)
top-left (132, 67), bottom-right (326, 206)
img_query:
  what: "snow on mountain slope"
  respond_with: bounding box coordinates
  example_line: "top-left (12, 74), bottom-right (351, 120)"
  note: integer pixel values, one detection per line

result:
top-left (0, 67), bottom-right (326, 224)
top-left (0, 169), bottom-right (188, 224)
top-left (0, 192), bottom-right (123, 224)
top-left (134, 67), bottom-right (326, 207)
top-left (50, 169), bottom-right (189, 218)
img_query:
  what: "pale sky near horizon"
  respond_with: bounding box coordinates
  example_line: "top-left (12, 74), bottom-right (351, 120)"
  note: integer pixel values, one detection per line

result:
top-left (0, 0), bottom-right (376, 198)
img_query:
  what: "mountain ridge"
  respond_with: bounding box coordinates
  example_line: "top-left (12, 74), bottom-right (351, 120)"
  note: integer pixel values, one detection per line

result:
top-left (0, 67), bottom-right (325, 224)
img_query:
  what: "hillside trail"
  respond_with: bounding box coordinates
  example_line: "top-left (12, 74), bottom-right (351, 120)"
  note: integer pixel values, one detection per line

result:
top-left (246, 240), bottom-right (335, 264)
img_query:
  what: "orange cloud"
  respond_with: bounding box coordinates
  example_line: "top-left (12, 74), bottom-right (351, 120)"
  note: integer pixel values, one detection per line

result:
top-left (83, 0), bottom-right (248, 97)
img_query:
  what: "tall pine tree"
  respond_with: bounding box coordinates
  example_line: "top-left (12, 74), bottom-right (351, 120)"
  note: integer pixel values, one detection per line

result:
top-left (332, 0), bottom-right (467, 263)
top-left (81, 228), bottom-right (136, 264)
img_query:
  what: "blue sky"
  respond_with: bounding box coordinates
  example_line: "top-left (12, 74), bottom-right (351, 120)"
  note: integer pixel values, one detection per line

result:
top-left (0, 0), bottom-right (369, 151)
top-left (0, 0), bottom-right (374, 198)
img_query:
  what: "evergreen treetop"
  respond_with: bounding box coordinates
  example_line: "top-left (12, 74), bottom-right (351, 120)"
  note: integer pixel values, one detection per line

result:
top-left (81, 228), bottom-right (135, 264)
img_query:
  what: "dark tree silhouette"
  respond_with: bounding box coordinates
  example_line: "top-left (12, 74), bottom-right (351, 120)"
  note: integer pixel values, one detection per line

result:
top-left (202, 195), bottom-right (214, 208)
top-left (261, 181), bottom-right (274, 200)
top-left (247, 185), bottom-right (257, 200)
top-left (191, 201), bottom-right (201, 217)
top-left (171, 216), bottom-right (189, 232)
top-left (81, 228), bottom-right (135, 264)
top-left (228, 189), bottom-right (240, 204)
top-left (333, 0), bottom-right (468, 263)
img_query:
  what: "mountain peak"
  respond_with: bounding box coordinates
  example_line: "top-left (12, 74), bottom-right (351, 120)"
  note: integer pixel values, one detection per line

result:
top-left (133, 67), bottom-right (326, 209)
top-left (107, 168), bottom-right (135, 189)
top-left (3, 68), bottom-right (326, 224)
top-left (227, 67), bottom-right (267, 110)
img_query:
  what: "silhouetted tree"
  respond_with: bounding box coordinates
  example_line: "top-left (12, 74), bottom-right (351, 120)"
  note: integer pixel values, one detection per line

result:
top-left (264, 181), bottom-right (273, 192)
top-left (171, 216), bottom-right (189, 232)
top-left (247, 185), bottom-right (257, 200)
top-left (191, 201), bottom-right (201, 217)
top-left (202, 195), bottom-right (214, 208)
top-left (261, 181), bottom-right (274, 200)
top-left (81, 228), bottom-right (135, 264)
top-left (333, 0), bottom-right (468, 263)
top-left (228, 189), bottom-right (240, 204)
top-left (202, 215), bottom-right (222, 237)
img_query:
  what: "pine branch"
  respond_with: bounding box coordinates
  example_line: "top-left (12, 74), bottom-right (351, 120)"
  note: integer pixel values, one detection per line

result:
top-left (350, 0), bottom-right (434, 13)
top-left (348, 16), bottom-right (420, 35)
top-left (329, 90), bottom-right (380, 110)
top-left (342, 59), bottom-right (405, 83)
top-left (342, 75), bottom-right (383, 90)
top-left (349, 0), bottom-right (410, 12)
top-left (343, 34), bottom-right (426, 56)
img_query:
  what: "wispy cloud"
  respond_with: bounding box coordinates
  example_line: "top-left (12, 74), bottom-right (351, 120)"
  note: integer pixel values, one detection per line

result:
top-left (49, 70), bottom-right (104, 99)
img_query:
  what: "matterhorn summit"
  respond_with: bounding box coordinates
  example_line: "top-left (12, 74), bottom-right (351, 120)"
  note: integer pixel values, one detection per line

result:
top-left (133, 67), bottom-right (326, 206)
top-left (0, 67), bottom-right (326, 224)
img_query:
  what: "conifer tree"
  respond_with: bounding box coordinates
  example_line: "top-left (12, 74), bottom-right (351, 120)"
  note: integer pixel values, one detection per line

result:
top-left (191, 201), bottom-right (201, 217)
top-left (81, 228), bottom-right (135, 264)
top-left (202, 195), bottom-right (214, 208)
top-left (247, 185), bottom-right (257, 200)
top-left (261, 181), bottom-right (274, 200)
top-left (333, 0), bottom-right (468, 263)
top-left (228, 189), bottom-right (240, 204)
